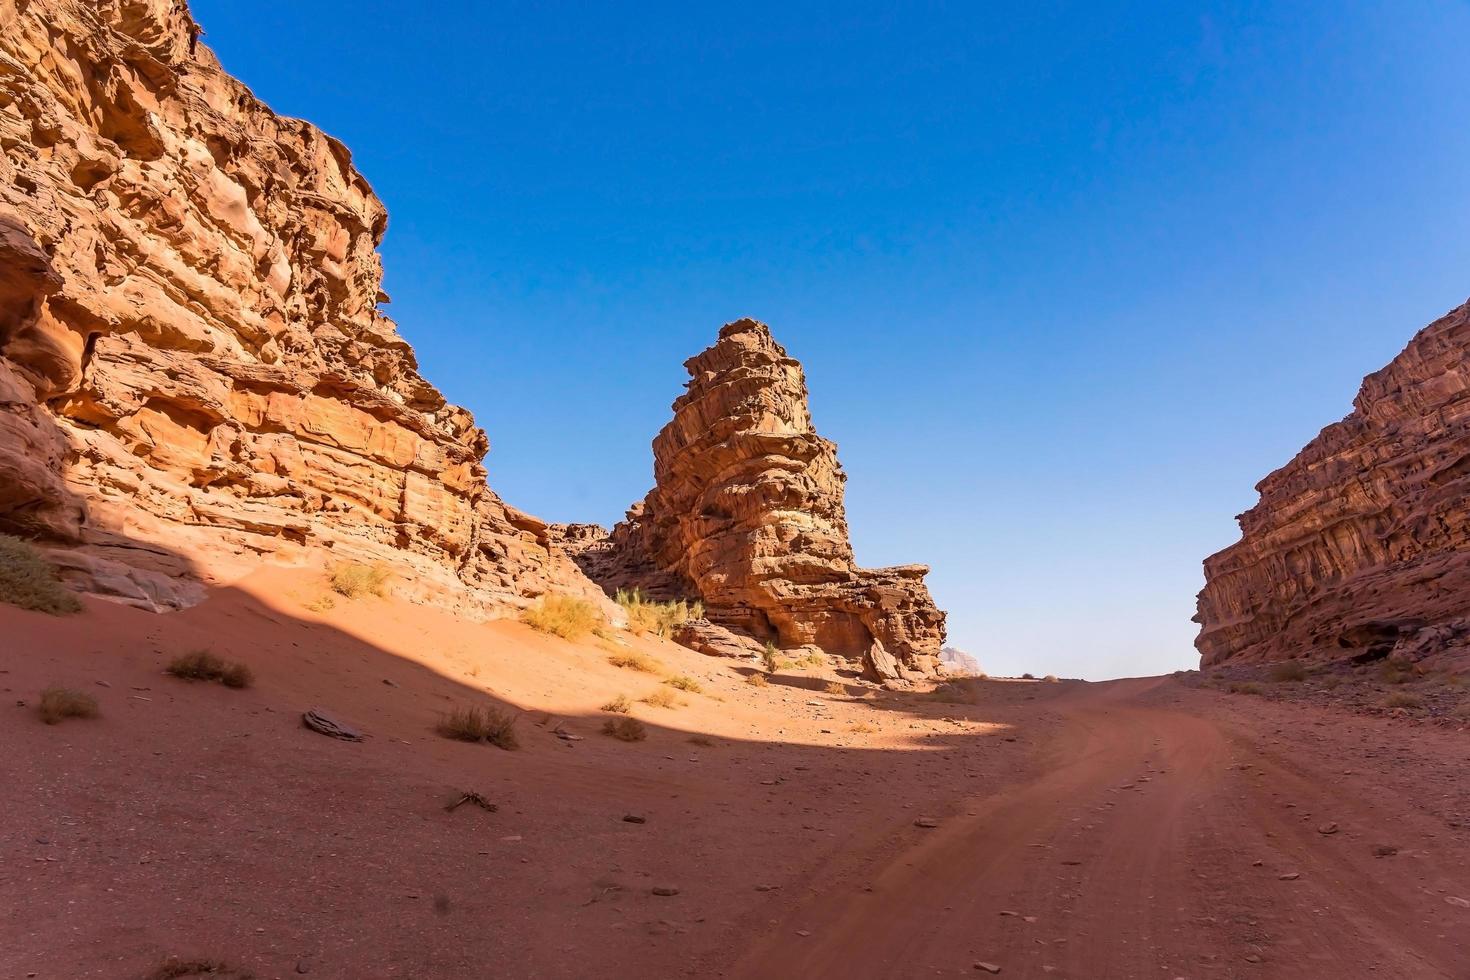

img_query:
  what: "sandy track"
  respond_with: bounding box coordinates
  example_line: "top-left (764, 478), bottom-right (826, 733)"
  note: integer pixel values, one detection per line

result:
top-left (730, 678), bottom-right (1470, 979)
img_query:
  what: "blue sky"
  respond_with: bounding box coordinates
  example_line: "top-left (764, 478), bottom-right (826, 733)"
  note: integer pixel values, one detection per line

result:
top-left (194, 1), bottom-right (1470, 679)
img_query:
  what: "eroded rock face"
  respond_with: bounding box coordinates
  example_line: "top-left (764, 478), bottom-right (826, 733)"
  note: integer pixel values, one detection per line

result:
top-left (582, 319), bottom-right (946, 670)
top-left (0, 0), bottom-right (600, 612)
top-left (1195, 300), bottom-right (1470, 666)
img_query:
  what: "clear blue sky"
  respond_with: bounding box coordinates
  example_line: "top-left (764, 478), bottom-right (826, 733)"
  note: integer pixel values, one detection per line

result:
top-left (194, 1), bottom-right (1470, 679)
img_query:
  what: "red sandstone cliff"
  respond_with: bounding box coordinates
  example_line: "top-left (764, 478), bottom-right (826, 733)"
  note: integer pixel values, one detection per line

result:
top-left (1196, 300), bottom-right (1470, 667)
top-left (0, 0), bottom-right (600, 612)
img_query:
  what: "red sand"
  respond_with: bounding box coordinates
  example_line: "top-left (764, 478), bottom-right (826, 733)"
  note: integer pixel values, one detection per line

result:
top-left (3, 568), bottom-right (1468, 978)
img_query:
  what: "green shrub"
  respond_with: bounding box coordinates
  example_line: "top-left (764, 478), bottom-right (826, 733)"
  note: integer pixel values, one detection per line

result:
top-left (615, 588), bottom-right (703, 638)
top-left (523, 594), bottom-right (603, 640)
top-left (329, 562), bottom-right (389, 598)
top-left (0, 534), bottom-right (81, 615)
top-left (38, 687), bottom-right (98, 724)
top-left (761, 641), bottom-right (780, 673)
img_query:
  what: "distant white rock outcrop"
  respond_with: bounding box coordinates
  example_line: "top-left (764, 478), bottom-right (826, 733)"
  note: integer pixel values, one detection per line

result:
top-left (939, 646), bottom-right (982, 676)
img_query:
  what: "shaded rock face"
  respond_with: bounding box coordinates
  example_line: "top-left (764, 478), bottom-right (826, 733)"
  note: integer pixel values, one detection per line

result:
top-left (586, 319), bottom-right (946, 669)
top-left (1195, 300), bottom-right (1470, 667)
top-left (0, 0), bottom-right (598, 612)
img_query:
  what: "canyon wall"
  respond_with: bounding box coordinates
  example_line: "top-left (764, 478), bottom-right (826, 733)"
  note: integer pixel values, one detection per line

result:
top-left (1195, 300), bottom-right (1470, 666)
top-left (568, 319), bottom-right (946, 675)
top-left (0, 0), bottom-right (601, 612)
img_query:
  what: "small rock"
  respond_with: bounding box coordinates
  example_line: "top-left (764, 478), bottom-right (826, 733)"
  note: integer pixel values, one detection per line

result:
top-left (1278, 872), bottom-right (1300, 881)
top-left (295, 959), bottom-right (311, 974)
top-left (914, 817), bottom-right (940, 829)
top-left (974, 963), bottom-right (1002, 974)
top-left (1372, 845), bottom-right (1398, 858)
top-left (1447, 896), bottom-right (1470, 909)
top-left (796, 929), bottom-right (811, 937)
top-left (652, 886), bottom-right (680, 897)
top-left (1317, 823), bottom-right (1339, 835)
top-left (623, 814), bottom-right (647, 824)
top-left (998, 910), bottom-right (1018, 917)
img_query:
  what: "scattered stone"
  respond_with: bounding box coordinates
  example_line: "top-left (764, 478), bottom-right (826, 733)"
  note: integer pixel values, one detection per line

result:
top-left (652, 886), bottom-right (680, 897)
top-left (1372, 845), bottom-right (1399, 858)
top-left (302, 708), bottom-right (364, 742)
top-left (914, 817), bottom-right (940, 829)
top-left (1447, 896), bottom-right (1470, 909)
top-left (974, 963), bottom-right (1002, 974)
top-left (1278, 872), bottom-right (1300, 881)
top-left (622, 814), bottom-right (646, 824)
top-left (1317, 823), bottom-right (1339, 835)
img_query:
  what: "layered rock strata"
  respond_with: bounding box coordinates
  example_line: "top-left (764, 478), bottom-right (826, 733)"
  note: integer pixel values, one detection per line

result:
top-left (1196, 300), bottom-right (1470, 666)
top-left (0, 0), bottom-right (600, 612)
top-left (569, 319), bottom-right (946, 674)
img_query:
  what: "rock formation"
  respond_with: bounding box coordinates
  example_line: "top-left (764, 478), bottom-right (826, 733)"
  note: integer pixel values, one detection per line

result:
top-left (1195, 300), bottom-right (1470, 667)
top-left (0, 0), bottom-right (601, 612)
top-left (565, 319), bottom-right (946, 674)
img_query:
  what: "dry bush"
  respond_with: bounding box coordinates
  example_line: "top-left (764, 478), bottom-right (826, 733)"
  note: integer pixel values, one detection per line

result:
top-left (1268, 661), bottom-right (1308, 682)
top-left (1021, 672), bottom-right (1036, 680)
top-left (849, 722), bottom-right (875, 734)
top-left (38, 687), bottom-right (98, 725)
top-left (665, 675), bottom-right (702, 693)
top-left (615, 588), bottom-right (703, 637)
top-left (688, 734), bottom-right (714, 747)
top-left (602, 717), bottom-right (647, 742)
top-left (0, 534), bottom-right (81, 615)
top-left (928, 679), bottom-right (977, 704)
top-left (304, 594), bottom-right (336, 612)
top-left (436, 704), bottom-right (518, 749)
top-left (147, 958), bottom-right (250, 979)
top-left (523, 594), bottom-right (603, 640)
top-left (760, 641), bottom-right (780, 673)
top-left (823, 681), bottom-right (846, 695)
top-left (1043, 674), bottom-right (1060, 683)
top-left (607, 651), bottom-right (660, 673)
top-left (745, 673), bottom-right (769, 687)
top-left (1228, 681), bottom-right (1264, 696)
top-left (641, 688), bottom-right (679, 709)
top-left (165, 651), bottom-right (253, 689)
top-left (601, 694), bottom-right (631, 714)
top-left (1384, 691), bottom-right (1422, 709)
top-left (329, 562), bottom-right (388, 599)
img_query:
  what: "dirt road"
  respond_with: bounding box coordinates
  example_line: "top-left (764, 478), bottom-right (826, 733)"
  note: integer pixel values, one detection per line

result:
top-left (731, 678), bottom-right (1470, 979)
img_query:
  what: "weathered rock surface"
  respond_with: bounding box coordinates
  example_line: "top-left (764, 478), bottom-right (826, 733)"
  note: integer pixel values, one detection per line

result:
top-left (1196, 300), bottom-right (1470, 666)
top-left (0, 0), bottom-right (600, 613)
top-left (569, 319), bottom-right (946, 670)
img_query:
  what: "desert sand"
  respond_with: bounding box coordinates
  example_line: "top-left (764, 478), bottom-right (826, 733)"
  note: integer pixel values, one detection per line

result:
top-left (4, 568), bottom-right (1467, 979)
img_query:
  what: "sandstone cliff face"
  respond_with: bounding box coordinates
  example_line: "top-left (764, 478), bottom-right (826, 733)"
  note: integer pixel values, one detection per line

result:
top-left (0, 0), bottom-right (598, 612)
top-left (1196, 300), bottom-right (1470, 667)
top-left (577, 319), bottom-right (946, 673)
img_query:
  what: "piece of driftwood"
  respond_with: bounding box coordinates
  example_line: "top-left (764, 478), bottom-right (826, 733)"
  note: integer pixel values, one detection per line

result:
top-left (302, 707), bottom-right (364, 741)
top-left (445, 791), bottom-right (497, 813)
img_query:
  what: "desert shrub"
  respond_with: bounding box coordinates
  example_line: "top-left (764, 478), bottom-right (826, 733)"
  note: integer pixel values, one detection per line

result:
top-left (1268, 661), bottom-right (1308, 683)
top-left (665, 675), bottom-right (702, 693)
top-left (608, 651), bottom-right (660, 673)
top-left (1228, 681), bottom-right (1264, 696)
top-left (745, 673), bottom-right (769, 687)
top-left (1021, 672), bottom-right (1036, 680)
top-left (850, 722), bottom-right (875, 734)
top-left (1043, 674), bottom-right (1060, 683)
top-left (601, 694), bottom-right (631, 713)
top-left (602, 717), bottom-right (647, 742)
top-left (165, 651), bottom-right (253, 689)
top-left (329, 562), bottom-right (388, 599)
top-left (523, 594), bottom-right (604, 640)
top-left (823, 681), bottom-right (846, 695)
top-left (0, 534), bottom-right (81, 615)
top-left (147, 958), bottom-right (246, 980)
top-left (38, 687), bottom-right (98, 724)
top-left (641, 688), bottom-right (679, 709)
top-left (761, 641), bottom-right (780, 673)
top-left (615, 588), bottom-right (703, 638)
top-left (436, 705), bottom-right (518, 749)
top-left (793, 651), bottom-right (826, 668)
top-left (928, 679), bottom-right (977, 704)
top-left (1384, 691), bottom-right (1422, 709)
top-left (688, 734), bottom-right (714, 747)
